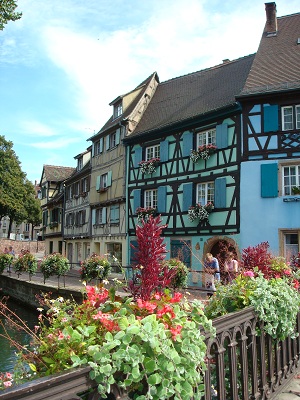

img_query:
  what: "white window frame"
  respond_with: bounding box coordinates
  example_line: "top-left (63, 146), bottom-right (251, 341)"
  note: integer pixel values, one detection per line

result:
top-left (282, 164), bottom-right (300, 196)
top-left (77, 158), bottom-right (83, 171)
top-left (279, 229), bottom-right (300, 259)
top-left (196, 182), bottom-right (214, 205)
top-left (101, 173), bottom-right (108, 189)
top-left (144, 189), bottom-right (157, 209)
top-left (196, 128), bottom-right (216, 147)
top-left (282, 105), bottom-right (300, 131)
top-left (94, 140), bottom-right (101, 155)
top-left (96, 207), bottom-right (106, 224)
top-left (114, 102), bottom-right (123, 119)
top-left (109, 132), bottom-right (116, 148)
top-left (146, 145), bottom-right (160, 161)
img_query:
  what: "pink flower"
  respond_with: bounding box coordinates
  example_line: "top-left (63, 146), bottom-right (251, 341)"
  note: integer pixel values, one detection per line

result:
top-left (170, 325), bottom-right (183, 340)
top-left (157, 305), bottom-right (175, 319)
top-left (169, 292), bottom-right (182, 303)
top-left (58, 332), bottom-right (65, 340)
top-left (47, 333), bottom-right (54, 339)
top-left (243, 270), bottom-right (254, 277)
top-left (4, 381), bottom-right (12, 387)
top-left (283, 269), bottom-right (291, 276)
top-left (5, 373), bottom-right (12, 379)
top-left (137, 299), bottom-right (157, 312)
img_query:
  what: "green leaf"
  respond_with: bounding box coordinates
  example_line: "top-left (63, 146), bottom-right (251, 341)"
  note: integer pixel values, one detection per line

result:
top-left (118, 317), bottom-right (129, 330)
top-left (145, 359), bottom-right (157, 373)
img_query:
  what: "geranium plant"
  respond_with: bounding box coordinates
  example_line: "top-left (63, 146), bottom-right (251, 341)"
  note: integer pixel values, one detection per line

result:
top-left (190, 144), bottom-right (217, 162)
top-left (188, 202), bottom-right (214, 222)
top-left (80, 253), bottom-right (111, 282)
top-left (0, 253), bottom-right (14, 274)
top-left (136, 207), bottom-right (157, 222)
top-left (40, 253), bottom-right (70, 281)
top-left (13, 249), bottom-right (38, 277)
top-left (139, 158), bottom-right (160, 174)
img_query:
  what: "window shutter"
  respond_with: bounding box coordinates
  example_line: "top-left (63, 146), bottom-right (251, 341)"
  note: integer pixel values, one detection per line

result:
top-left (264, 105), bottom-right (279, 132)
top-left (96, 175), bottom-right (101, 191)
top-left (92, 209), bottom-right (96, 225)
top-left (160, 140), bottom-right (169, 162)
top-left (50, 210), bottom-right (53, 223)
top-left (100, 138), bottom-right (103, 153)
top-left (182, 132), bottom-right (193, 157)
top-left (87, 177), bottom-right (90, 191)
top-left (182, 183), bottom-right (193, 211)
top-left (102, 207), bottom-right (107, 223)
top-left (82, 210), bottom-right (86, 224)
top-left (134, 147), bottom-right (142, 167)
top-left (216, 123), bottom-right (228, 149)
top-left (58, 209), bottom-right (61, 223)
top-left (105, 136), bottom-right (110, 151)
top-left (261, 163), bottom-right (278, 198)
top-left (107, 171), bottom-right (112, 187)
top-left (116, 128), bottom-right (120, 145)
top-left (214, 177), bottom-right (226, 208)
top-left (133, 189), bottom-right (141, 212)
top-left (92, 143), bottom-right (95, 157)
top-left (157, 186), bottom-right (167, 213)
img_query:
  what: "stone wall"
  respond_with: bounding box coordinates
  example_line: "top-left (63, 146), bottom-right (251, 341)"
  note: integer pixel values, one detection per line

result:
top-left (0, 238), bottom-right (45, 256)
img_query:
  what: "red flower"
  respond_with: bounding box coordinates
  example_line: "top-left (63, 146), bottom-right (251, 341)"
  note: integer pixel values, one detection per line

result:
top-left (157, 305), bottom-right (175, 319)
top-left (137, 299), bottom-right (157, 312)
top-left (169, 292), bottom-right (182, 303)
top-left (170, 325), bottom-right (183, 340)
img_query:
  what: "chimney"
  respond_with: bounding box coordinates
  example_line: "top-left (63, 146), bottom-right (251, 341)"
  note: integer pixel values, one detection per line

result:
top-left (265, 2), bottom-right (277, 35)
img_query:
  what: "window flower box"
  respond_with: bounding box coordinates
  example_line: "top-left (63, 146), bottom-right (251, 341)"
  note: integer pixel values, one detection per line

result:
top-left (188, 202), bottom-right (214, 222)
top-left (136, 207), bottom-right (157, 222)
top-left (49, 221), bottom-right (58, 229)
top-left (292, 186), bottom-right (300, 195)
top-left (139, 158), bottom-right (160, 174)
top-left (98, 187), bottom-right (107, 193)
top-left (190, 144), bottom-right (217, 162)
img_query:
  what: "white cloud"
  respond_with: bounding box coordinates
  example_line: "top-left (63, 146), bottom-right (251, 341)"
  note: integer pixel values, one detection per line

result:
top-left (21, 120), bottom-right (59, 137)
top-left (31, 137), bottom-right (82, 149)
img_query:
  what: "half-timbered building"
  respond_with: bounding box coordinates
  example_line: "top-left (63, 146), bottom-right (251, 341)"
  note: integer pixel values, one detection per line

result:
top-left (87, 72), bottom-right (159, 269)
top-left (238, 3), bottom-right (300, 258)
top-left (63, 147), bottom-right (92, 265)
top-left (124, 55), bottom-right (254, 287)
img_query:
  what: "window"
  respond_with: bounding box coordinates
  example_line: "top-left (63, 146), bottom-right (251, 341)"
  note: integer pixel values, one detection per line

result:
top-left (96, 207), bottom-right (106, 224)
top-left (146, 145), bottom-right (160, 161)
top-left (96, 171), bottom-right (112, 191)
top-left (144, 189), bottom-right (157, 209)
top-left (51, 208), bottom-right (60, 223)
top-left (82, 177), bottom-right (89, 193)
top-left (77, 157), bottom-right (83, 171)
top-left (196, 182), bottom-right (214, 204)
top-left (280, 230), bottom-right (300, 260)
top-left (66, 213), bottom-right (74, 226)
top-left (109, 132), bottom-right (116, 148)
top-left (282, 105), bottom-right (300, 131)
top-left (25, 223), bottom-right (30, 232)
top-left (66, 186), bottom-right (72, 200)
top-left (110, 205), bottom-right (120, 224)
top-left (282, 164), bottom-right (300, 195)
top-left (114, 102), bottom-right (123, 119)
top-left (73, 182), bottom-right (80, 196)
top-left (197, 128), bottom-right (216, 147)
top-left (107, 243), bottom-right (122, 265)
top-left (94, 139), bottom-right (102, 155)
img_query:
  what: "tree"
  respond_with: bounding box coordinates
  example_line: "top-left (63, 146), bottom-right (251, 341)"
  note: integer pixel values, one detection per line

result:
top-left (0, 0), bottom-right (22, 30)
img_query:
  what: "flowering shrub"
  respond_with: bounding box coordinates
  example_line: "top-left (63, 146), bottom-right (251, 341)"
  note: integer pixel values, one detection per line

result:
top-left (136, 207), bottom-right (157, 222)
top-left (188, 202), bottom-right (214, 222)
top-left (40, 253), bottom-right (70, 279)
top-left (190, 144), bottom-right (217, 162)
top-left (22, 286), bottom-right (215, 399)
top-left (0, 253), bottom-right (14, 274)
top-left (13, 250), bottom-right (38, 276)
top-left (161, 258), bottom-right (189, 290)
top-left (205, 270), bottom-right (300, 340)
top-left (80, 253), bottom-right (111, 282)
top-left (139, 158), bottom-right (160, 174)
top-left (0, 372), bottom-right (13, 390)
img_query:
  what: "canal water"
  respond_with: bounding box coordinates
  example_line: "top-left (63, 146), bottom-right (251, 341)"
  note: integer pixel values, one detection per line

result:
top-left (0, 298), bottom-right (38, 373)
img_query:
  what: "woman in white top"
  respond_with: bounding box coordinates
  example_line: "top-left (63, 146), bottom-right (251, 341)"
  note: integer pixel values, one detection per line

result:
top-left (224, 253), bottom-right (238, 282)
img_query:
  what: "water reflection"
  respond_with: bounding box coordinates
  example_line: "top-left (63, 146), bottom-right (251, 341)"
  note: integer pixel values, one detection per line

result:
top-left (0, 298), bottom-right (38, 373)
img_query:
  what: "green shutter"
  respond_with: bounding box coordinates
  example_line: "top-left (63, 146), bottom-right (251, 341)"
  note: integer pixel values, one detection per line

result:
top-left (182, 132), bottom-right (193, 157)
top-left (214, 177), bottom-right (226, 208)
top-left (116, 128), bottom-right (120, 145)
top-left (96, 175), bottom-right (101, 191)
top-left (157, 186), bottom-right (167, 213)
top-left (102, 207), bottom-right (107, 223)
top-left (107, 171), bottom-right (112, 187)
top-left (92, 209), bottom-right (96, 225)
top-left (216, 123), bottom-right (228, 149)
top-left (100, 138), bottom-right (103, 153)
top-left (160, 140), bottom-right (169, 162)
top-left (133, 189), bottom-right (141, 211)
top-left (182, 183), bottom-right (193, 211)
top-left (261, 163), bottom-right (278, 198)
top-left (105, 136), bottom-right (110, 151)
top-left (134, 147), bottom-right (142, 167)
top-left (92, 143), bottom-right (95, 157)
top-left (264, 105), bottom-right (279, 132)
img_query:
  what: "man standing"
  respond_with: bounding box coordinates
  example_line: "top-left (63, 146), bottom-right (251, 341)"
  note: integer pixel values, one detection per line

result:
top-left (204, 252), bottom-right (220, 292)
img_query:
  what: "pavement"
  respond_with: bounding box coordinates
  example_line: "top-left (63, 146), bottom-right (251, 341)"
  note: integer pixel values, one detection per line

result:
top-left (272, 372), bottom-right (300, 399)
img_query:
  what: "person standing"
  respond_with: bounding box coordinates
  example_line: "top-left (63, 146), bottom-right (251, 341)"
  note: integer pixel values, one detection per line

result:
top-left (224, 253), bottom-right (238, 282)
top-left (204, 252), bottom-right (220, 292)
top-left (7, 246), bottom-right (15, 273)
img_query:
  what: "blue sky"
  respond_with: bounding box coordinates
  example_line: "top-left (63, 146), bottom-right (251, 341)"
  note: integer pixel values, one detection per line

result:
top-left (0, 0), bottom-right (299, 184)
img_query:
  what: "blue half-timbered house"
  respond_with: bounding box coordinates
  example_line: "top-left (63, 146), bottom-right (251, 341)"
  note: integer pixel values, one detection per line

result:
top-left (238, 3), bottom-right (300, 259)
top-left (124, 55), bottom-right (254, 287)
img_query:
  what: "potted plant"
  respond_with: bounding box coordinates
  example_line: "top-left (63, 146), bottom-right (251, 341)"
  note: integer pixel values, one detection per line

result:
top-left (13, 249), bottom-right (38, 278)
top-left (292, 186), bottom-right (300, 195)
top-left (80, 253), bottom-right (111, 282)
top-left (161, 258), bottom-right (189, 290)
top-left (188, 202), bottom-right (214, 222)
top-left (190, 144), bottom-right (217, 162)
top-left (40, 253), bottom-right (70, 282)
top-left (139, 158), bottom-right (160, 174)
top-left (0, 253), bottom-right (14, 275)
top-left (136, 207), bottom-right (157, 222)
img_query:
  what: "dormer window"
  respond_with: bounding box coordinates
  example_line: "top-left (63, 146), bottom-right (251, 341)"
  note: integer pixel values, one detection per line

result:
top-left (78, 157), bottom-right (83, 171)
top-left (114, 102), bottom-right (123, 119)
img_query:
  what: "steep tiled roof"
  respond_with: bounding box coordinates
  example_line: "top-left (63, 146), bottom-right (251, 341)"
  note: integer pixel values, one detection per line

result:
top-left (128, 55), bottom-right (255, 138)
top-left (241, 12), bottom-right (300, 96)
top-left (92, 72), bottom-right (159, 137)
top-left (43, 165), bottom-right (75, 182)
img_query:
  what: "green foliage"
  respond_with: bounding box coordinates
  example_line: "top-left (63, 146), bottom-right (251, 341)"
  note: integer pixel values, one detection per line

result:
top-left (0, 0), bottom-right (22, 30)
top-left (161, 258), bottom-right (189, 289)
top-left (40, 253), bottom-right (70, 279)
top-left (0, 253), bottom-right (13, 274)
top-left (80, 253), bottom-right (111, 282)
top-left (22, 288), bottom-right (214, 399)
top-left (205, 271), bottom-right (300, 340)
top-left (13, 250), bottom-right (38, 275)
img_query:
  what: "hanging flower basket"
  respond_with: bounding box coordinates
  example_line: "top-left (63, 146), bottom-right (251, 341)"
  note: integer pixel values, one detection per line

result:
top-left (80, 253), bottom-right (111, 282)
top-left (190, 144), bottom-right (217, 162)
top-left (188, 202), bottom-right (214, 222)
top-left (13, 250), bottom-right (38, 277)
top-left (139, 158), bottom-right (160, 174)
top-left (136, 207), bottom-right (157, 222)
